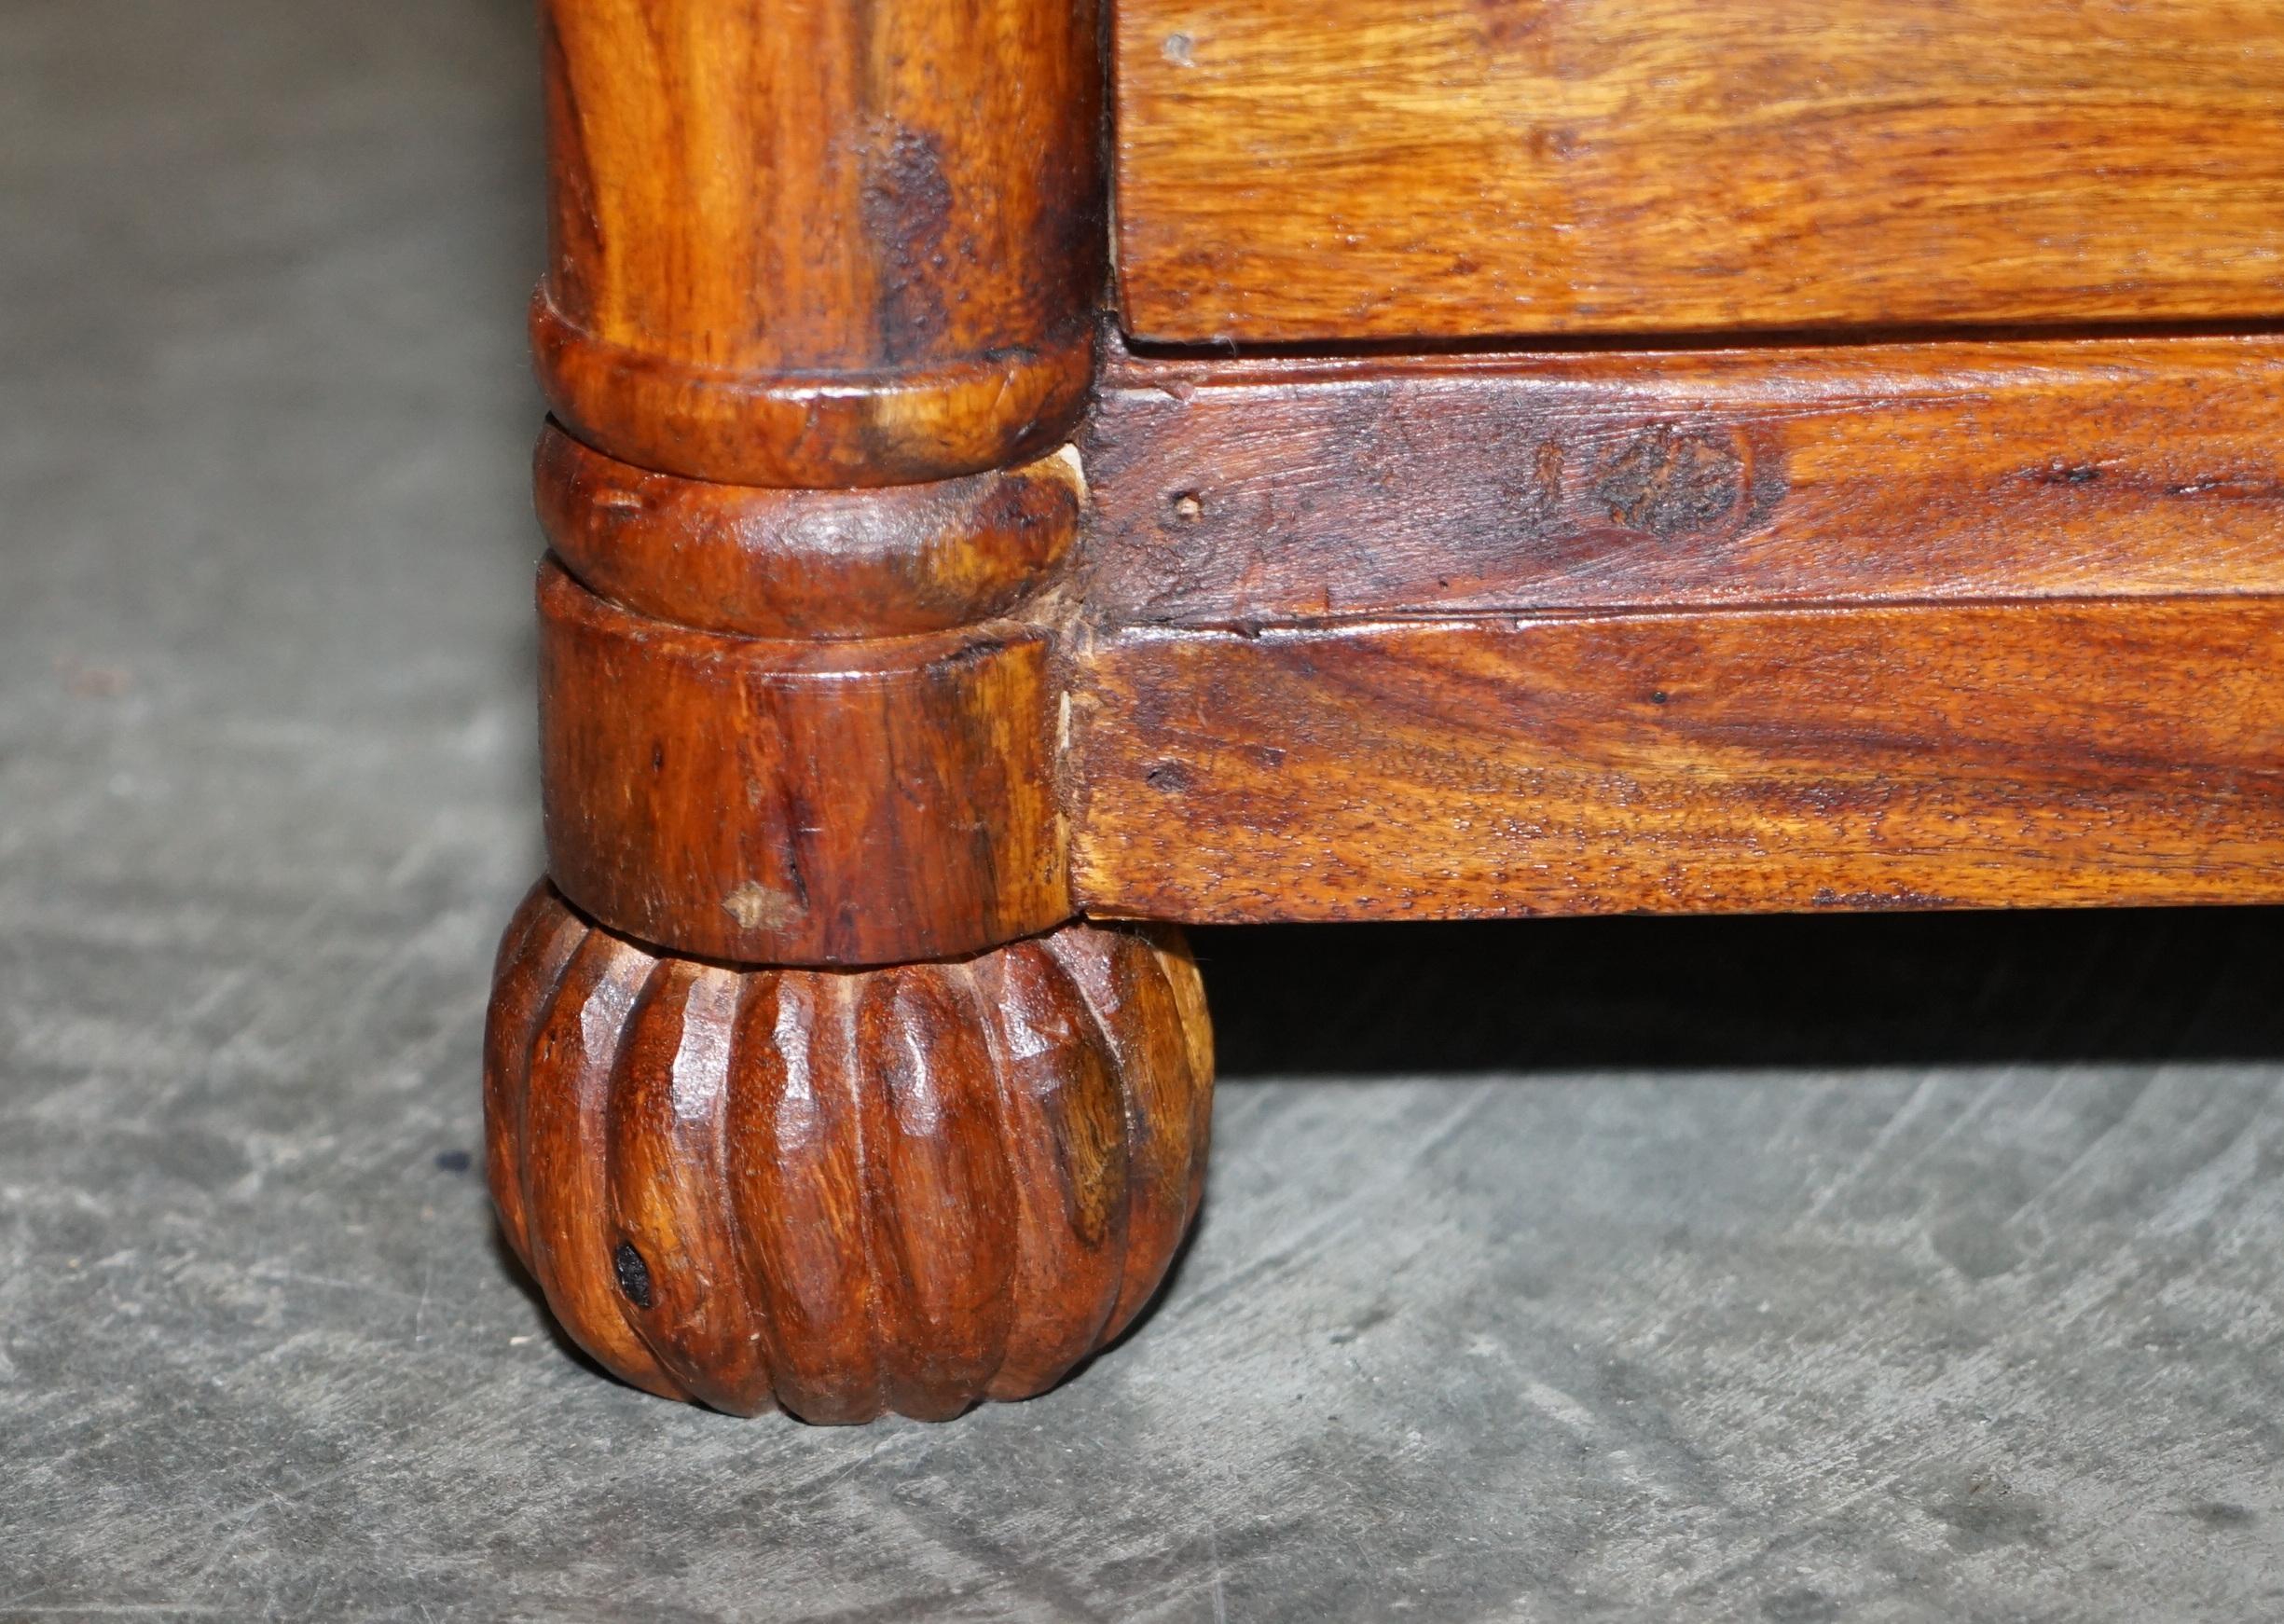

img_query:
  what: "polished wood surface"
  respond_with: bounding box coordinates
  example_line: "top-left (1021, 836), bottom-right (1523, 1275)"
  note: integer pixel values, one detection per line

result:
top-left (1080, 335), bottom-right (2284, 625)
top-left (536, 0), bottom-right (1103, 484)
top-left (538, 561), bottom-right (1069, 966)
top-left (486, 884), bottom-right (1212, 1422)
top-left (538, 425), bottom-right (1083, 640)
top-left (1071, 599), bottom-right (2284, 922)
top-left (1113, 0), bottom-right (2284, 341)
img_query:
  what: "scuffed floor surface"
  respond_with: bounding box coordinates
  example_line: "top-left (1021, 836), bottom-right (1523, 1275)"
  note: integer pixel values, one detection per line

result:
top-left (3, 1), bottom-right (2281, 1617)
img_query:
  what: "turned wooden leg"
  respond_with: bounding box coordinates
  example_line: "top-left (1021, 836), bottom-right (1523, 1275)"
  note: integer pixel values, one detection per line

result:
top-left (482, 0), bottom-right (1214, 1419)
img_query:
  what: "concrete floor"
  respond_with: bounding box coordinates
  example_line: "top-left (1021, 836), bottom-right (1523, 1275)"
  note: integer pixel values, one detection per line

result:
top-left (5, 1), bottom-right (2283, 1617)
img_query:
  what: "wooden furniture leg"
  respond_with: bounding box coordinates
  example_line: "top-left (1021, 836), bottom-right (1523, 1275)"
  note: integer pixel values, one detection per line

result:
top-left (482, 0), bottom-right (1213, 1422)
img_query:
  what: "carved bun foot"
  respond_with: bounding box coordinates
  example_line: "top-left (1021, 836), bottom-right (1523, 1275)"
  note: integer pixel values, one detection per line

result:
top-left (482, 882), bottom-right (1214, 1423)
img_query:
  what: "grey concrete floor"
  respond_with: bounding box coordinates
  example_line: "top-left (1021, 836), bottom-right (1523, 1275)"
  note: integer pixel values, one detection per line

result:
top-left (5, 2), bottom-right (2284, 1618)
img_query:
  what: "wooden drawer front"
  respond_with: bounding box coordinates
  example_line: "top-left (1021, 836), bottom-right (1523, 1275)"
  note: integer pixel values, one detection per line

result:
top-left (1114, 0), bottom-right (2284, 342)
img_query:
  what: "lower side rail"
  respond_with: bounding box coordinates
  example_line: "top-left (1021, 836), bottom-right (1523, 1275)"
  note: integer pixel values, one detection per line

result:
top-left (1071, 597), bottom-right (2284, 921)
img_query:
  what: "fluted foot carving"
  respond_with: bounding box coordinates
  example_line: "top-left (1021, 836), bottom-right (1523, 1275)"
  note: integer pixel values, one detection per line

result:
top-left (482, 883), bottom-right (1214, 1423)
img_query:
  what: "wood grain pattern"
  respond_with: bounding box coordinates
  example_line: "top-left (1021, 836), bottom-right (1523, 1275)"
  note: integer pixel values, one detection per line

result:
top-left (537, 560), bottom-right (1069, 967)
top-left (1080, 336), bottom-right (2284, 625)
top-left (538, 0), bottom-right (1103, 484)
top-left (538, 425), bottom-right (1082, 640)
top-left (485, 883), bottom-right (1213, 1423)
top-left (1113, 0), bottom-right (2284, 341)
top-left (1070, 600), bottom-right (2284, 922)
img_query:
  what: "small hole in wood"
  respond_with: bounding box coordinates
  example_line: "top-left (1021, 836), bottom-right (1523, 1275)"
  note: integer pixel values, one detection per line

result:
top-left (1170, 490), bottom-right (1204, 521)
top-left (1145, 760), bottom-right (1194, 793)
top-left (613, 1241), bottom-right (654, 1310)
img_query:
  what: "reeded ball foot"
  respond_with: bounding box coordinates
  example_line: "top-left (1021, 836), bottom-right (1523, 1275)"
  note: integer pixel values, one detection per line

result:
top-left (482, 883), bottom-right (1213, 1423)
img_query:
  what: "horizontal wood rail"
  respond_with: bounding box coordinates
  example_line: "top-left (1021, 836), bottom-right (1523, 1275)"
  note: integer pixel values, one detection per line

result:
top-left (1070, 597), bottom-right (2284, 922)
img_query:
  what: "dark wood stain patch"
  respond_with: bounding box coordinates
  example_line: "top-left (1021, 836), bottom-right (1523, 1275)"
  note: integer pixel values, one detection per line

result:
top-left (860, 118), bottom-right (956, 362)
